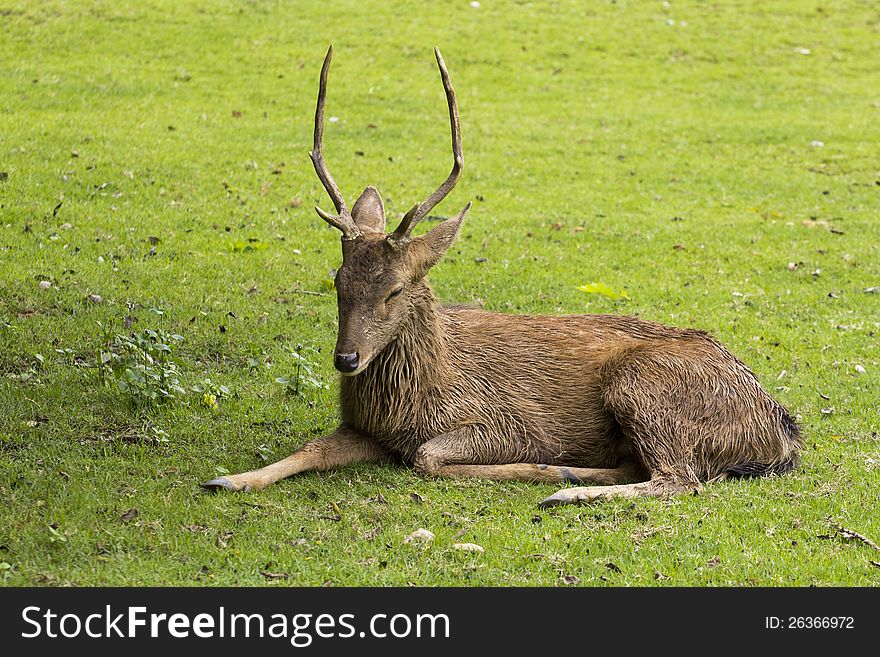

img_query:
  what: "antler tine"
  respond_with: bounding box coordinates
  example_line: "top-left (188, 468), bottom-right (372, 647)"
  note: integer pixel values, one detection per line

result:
top-left (309, 45), bottom-right (361, 240)
top-left (393, 47), bottom-right (463, 240)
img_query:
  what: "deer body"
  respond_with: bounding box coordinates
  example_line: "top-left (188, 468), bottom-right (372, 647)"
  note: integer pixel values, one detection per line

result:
top-left (342, 285), bottom-right (798, 480)
top-left (202, 46), bottom-right (801, 506)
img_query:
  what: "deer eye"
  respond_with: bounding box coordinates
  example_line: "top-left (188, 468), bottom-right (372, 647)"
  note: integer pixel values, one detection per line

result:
top-left (385, 287), bottom-right (404, 303)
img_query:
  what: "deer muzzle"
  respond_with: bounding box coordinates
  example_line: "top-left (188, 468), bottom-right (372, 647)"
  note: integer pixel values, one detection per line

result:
top-left (334, 351), bottom-right (360, 374)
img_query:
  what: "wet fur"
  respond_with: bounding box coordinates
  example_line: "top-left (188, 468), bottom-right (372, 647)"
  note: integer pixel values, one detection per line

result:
top-left (341, 280), bottom-right (802, 488)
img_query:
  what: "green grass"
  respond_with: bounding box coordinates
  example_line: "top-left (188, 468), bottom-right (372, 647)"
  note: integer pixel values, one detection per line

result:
top-left (1, 0), bottom-right (879, 586)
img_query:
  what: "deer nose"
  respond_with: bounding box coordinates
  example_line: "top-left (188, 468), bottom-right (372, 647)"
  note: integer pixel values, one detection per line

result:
top-left (334, 351), bottom-right (360, 373)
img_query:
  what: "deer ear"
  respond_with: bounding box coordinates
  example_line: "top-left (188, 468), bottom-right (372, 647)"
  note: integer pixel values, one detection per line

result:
top-left (406, 202), bottom-right (471, 279)
top-left (351, 186), bottom-right (386, 234)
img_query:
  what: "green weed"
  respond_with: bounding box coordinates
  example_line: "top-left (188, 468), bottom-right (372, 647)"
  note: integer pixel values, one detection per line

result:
top-left (99, 329), bottom-right (186, 404)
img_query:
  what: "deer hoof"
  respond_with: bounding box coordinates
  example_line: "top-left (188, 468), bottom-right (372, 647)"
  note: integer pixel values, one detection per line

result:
top-left (538, 489), bottom-right (589, 508)
top-left (537, 492), bottom-right (568, 508)
top-left (201, 477), bottom-right (245, 492)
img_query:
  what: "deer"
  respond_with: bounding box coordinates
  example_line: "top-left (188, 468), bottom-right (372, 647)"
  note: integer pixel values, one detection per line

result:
top-left (202, 46), bottom-right (802, 507)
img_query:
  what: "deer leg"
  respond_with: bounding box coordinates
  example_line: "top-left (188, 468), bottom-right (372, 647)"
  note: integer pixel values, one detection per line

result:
top-left (537, 476), bottom-right (699, 508)
top-left (413, 430), bottom-right (642, 485)
top-left (201, 425), bottom-right (392, 492)
top-left (540, 345), bottom-right (717, 511)
top-left (436, 462), bottom-right (642, 485)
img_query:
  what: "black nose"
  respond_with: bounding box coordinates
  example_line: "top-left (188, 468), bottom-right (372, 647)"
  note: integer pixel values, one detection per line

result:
top-left (334, 352), bottom-right (360, 373)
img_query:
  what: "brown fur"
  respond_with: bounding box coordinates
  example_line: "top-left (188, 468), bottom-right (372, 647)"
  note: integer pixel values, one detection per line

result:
top-left (201, 47), bottom-right (801, 507)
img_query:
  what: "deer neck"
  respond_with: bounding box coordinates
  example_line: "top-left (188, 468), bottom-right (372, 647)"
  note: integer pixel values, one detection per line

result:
top-left (368, 280), bottom-right (447, 389)
top-left (340, 280), bottom-right (449, 435)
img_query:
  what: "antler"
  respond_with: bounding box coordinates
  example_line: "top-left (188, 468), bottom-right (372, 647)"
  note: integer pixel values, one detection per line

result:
top-left (392, 47), bottom-right (464, 241)
top-left (309, 45), bottom-right (362, 241)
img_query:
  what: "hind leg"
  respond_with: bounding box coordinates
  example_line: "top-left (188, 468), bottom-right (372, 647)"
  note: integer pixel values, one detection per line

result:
top-left (437, 462), bottom-right (642, 485)
top-left (536, 346), bottom-right (719, 508)
top-left (413, 430), bottom-right (641, 485)
top-left (538, 476), bottom-right (698, 507)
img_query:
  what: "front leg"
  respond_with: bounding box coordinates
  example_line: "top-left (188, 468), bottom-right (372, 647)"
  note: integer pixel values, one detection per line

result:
top-left (201, 425), bottom-right (392, 492)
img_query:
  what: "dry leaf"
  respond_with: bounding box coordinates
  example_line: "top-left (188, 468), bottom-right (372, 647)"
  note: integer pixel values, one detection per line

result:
top-left (120, 508), bottom-right (139, 523)
top-left (260, 571), bottom-right (289, 580)
top-left (453, 542), bottom-right (485, 553)
top-left (404, 528), bottom-right (434, 544)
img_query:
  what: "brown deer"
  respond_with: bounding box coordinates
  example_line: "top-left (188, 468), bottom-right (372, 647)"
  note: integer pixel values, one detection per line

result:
top-left (202, 46), bottom-right (801, 507)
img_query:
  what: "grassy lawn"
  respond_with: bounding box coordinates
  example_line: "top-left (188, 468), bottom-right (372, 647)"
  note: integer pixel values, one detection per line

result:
top-left (1, 0), bottom-right (878, 586)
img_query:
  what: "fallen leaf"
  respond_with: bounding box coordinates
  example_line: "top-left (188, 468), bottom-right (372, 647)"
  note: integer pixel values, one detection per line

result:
top-left (404, 528), bottom-right (434, 544)
top-left (120, 508), bottom-right (139, 523)
top-left (409, 492), bottom-right (424, 504)
top-left (87, 294), bottom-right (102, 304)
top-left (578, 282), bottom-right (629, 301)
top-left (562, 575), bottom-right (579, 585)
top-left (706, 556), bottom-right (721, 568)
top-left (319, 501), bottom-right (342, 522)
top-left (606, 561), bottom-right (622, 573)
top-left (453, 542), bottom-right (484, 553)
top-left (260, 571), bottom-right (289, 580)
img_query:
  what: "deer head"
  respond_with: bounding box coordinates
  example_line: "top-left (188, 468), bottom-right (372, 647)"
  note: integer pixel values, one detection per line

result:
top-left (309, 46), bottom-right (471, 375)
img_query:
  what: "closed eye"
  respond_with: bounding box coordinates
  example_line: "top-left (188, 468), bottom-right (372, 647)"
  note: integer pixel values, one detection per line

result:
top-left (385, 287), bottom-right (403, 303)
